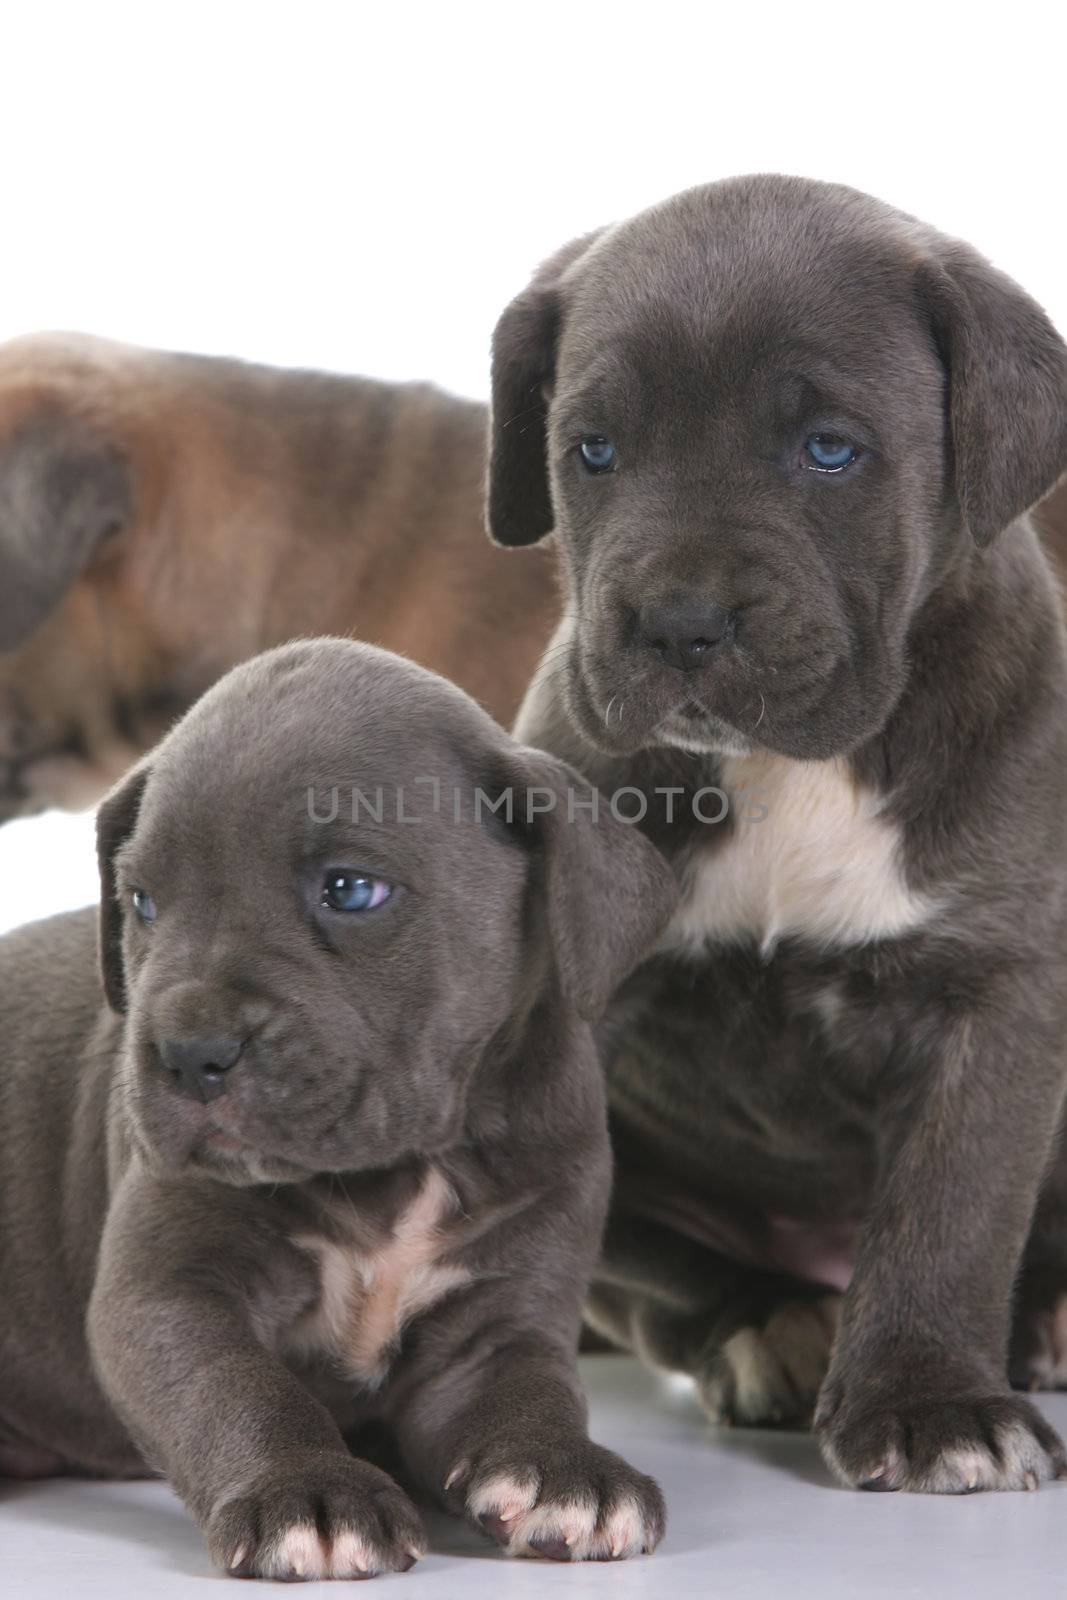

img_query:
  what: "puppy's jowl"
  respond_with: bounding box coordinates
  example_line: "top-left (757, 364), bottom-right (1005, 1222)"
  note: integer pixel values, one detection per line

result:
top-left (0, 639), bottom-right (675, 1576)
top-left (490, 175), bottom-right (1067, 1492)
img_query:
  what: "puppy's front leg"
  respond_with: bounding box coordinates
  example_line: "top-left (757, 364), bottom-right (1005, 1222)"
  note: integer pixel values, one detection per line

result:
top-left (389, 1305), bottom-right (665, 1562)
top-left (88, 1170), bottom-right (426, 1579)
top-left (817, 984), bottom-right (1067, 1492)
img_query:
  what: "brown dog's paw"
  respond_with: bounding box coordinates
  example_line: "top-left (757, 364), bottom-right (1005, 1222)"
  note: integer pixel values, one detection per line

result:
top-left (816, 1390), bottom-right (1066, 1493)
top-left (699, 1295), bottom-right (841, 1427)
top-left (207, 1451), bottom-right (426, 1580)
top-left (445, 1439), bottom-right (665, 1561)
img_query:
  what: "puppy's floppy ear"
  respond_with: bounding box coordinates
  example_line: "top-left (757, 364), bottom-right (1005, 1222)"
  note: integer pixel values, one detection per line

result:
top-left (0, 409), bottom-right (131, 649)
top-left (917, 245), bottom-right (1067, 546)
top-left (96, 760), bottom-right (152, 1014)
top-left (487, 230), bottom-right (605, 548)
top-left (515, 748), bottom-right (678, 1021)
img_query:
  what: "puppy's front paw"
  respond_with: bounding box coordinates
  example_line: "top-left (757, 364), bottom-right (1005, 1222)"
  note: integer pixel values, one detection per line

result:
top-left (207, 1451), bottom-right (426, 1580)
top-left (446, 1439), bottom-right (665, 1561)
top-left (816, 1388), bottom-right (1066, 1493)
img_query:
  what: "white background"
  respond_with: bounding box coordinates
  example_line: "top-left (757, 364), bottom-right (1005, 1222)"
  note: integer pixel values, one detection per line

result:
top-left (2, 0), bottom-right (1066, 936)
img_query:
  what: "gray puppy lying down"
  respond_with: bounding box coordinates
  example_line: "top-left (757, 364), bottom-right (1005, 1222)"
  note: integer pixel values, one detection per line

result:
top-left (0, 638), bottom-right (675, 1579)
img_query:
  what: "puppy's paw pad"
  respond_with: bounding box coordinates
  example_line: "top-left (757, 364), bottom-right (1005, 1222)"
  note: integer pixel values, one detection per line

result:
top-left (508, 1490), bottom-right (658, 1562)
top-left (456, 1442), bottom-right (664, 1562)
top-left (210, 1454), bottom-right (426, 1579)
top-left (230, 1520), bottom-right (413, 1581)
top-left (509, 1494), bottom-right (599, 1559)
top-left (700, 1295), bottom-right (840, 1427)
top-left (819, 1393), bottom-right (1066, 1494)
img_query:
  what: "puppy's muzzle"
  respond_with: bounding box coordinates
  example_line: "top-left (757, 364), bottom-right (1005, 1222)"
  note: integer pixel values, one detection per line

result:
top-left (157, 1032), bottom-right (245, 1104)
top-left (637, 595), bottom-right (737, 672)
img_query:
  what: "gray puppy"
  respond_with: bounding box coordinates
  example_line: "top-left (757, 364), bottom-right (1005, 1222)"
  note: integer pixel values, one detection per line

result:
top-left (487, 175), bottom-right (1067, 1493)
top-left (0, 638), bottom-right (675, 1577)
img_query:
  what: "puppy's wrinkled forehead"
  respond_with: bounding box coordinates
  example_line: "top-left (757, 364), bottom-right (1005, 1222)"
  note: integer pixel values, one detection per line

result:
top-left (130, 640), bottom-right (502, 858)
top-left (556, 181), bottom-right (937, 411)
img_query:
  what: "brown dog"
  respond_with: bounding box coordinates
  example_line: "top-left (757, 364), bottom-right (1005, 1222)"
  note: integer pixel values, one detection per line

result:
top-left (0, 334), bottom-right (559, 822)
top-left (0, 637), bottom-right (675, 1576)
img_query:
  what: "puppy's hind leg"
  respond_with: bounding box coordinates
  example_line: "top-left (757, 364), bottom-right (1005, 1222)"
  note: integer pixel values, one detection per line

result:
top-left (592, 1211), bottom-right (841, 1428)
top-left (1011, 1124), bottom-right (1067, 1391)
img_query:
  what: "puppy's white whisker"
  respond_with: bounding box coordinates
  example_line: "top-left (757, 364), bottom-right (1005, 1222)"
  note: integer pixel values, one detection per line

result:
top-left (753, 693), bottom-right (766, 731)
top-left (604, 695), bottom-right (617, 728)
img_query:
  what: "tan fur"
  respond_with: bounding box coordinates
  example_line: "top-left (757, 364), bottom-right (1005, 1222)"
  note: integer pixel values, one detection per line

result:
top-left (0, 332), bottom-right (559, 820)
top-left (702, 1296), bottom-right (841, 1425)
top-left (669, 751), bottom-right (938, 955)
top-left (465, 1474), bottom-right (654, 1560)
top-left (1023, 1294), bottom-right (1067, 1389)
top-left (291, 1168), bottom-right (469, 1385)
top-left (253, 1522), bottom-right (400, 1580)
top-left (821, 1415), bottom-right (1051, 1493)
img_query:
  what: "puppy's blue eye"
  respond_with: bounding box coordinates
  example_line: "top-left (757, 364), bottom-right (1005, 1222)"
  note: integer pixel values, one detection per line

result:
top-left (804, 434), bottom-right (858, 472)
top-left (131, 888), bottom-right (156, 924)
top-left (579, 436), bottom-right (617, 473)
top-left (321, 870), bottom-right (392, 913)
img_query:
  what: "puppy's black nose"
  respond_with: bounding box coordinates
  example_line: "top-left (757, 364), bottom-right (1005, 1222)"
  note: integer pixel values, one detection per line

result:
top-left (638, 597), bottom-right (735, 671)
top-left (158, 1034), bottom-right (244, 1103)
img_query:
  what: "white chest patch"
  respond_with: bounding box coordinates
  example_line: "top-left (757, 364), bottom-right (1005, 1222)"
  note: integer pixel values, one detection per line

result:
top-left (666, 752), bottom-right (938, 956)
top-left (290, 1168), bottom-right (470, 1386)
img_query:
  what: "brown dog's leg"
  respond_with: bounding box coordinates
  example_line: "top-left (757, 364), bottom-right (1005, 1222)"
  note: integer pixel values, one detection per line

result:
top-left (88, 1171), bottom-right (426, 1580)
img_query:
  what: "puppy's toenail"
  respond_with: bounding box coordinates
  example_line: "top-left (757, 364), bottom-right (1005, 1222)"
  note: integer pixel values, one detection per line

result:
top-left (859, 1469), bottom-right (895, 1492)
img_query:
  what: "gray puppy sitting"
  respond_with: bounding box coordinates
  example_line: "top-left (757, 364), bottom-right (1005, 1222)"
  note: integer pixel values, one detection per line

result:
top-left (0, 638), bottom-right (674, 1578)
top-left (488, 175), bottom-right (1067, 1494)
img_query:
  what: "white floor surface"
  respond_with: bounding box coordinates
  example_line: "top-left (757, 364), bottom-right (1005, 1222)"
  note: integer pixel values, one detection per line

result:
top-left (4, 1355), bottom-right (1067, 1597)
